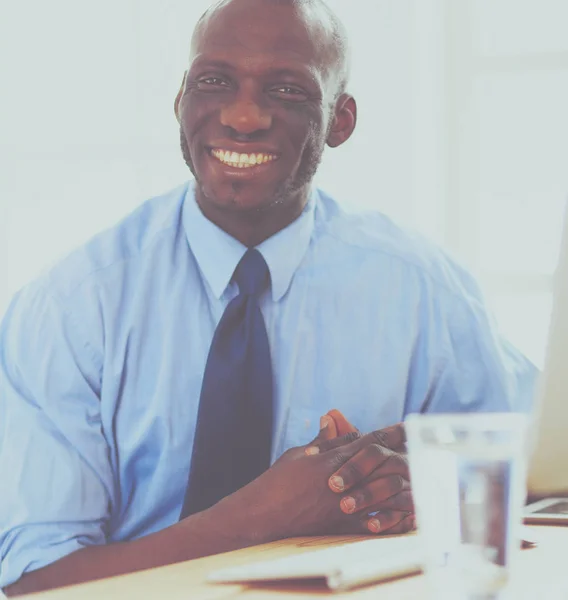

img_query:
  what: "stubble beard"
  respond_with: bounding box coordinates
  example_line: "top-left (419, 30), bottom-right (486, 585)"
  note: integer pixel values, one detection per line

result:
top-left (179, 127), bottom-right (326, 215)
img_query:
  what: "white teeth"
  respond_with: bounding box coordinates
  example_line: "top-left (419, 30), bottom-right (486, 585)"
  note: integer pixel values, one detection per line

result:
top-left (211, 149), bottom-right (278, 168)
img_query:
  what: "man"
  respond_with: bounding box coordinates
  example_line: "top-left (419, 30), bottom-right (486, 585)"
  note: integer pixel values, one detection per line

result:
top-left (0, 0), bottom-right (536, 595)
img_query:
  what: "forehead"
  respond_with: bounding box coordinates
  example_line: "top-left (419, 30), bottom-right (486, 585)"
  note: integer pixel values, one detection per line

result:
top-left (191, 2), bottom-right (333, 78)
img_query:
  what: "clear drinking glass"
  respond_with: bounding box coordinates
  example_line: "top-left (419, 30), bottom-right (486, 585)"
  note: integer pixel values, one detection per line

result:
top-left (405, 413), bottom-right (529, 600)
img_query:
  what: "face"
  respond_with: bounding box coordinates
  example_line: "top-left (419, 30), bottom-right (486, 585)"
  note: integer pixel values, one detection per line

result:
top-left (176, 1), bottom-right (355, 214)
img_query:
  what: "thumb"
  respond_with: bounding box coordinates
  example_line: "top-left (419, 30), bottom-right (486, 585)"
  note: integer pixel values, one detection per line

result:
top-left (320, 414), bottom-right (339, 438)
top-left (305, 414), bottom-right (338, 454)
top-left (327, 409), bottom-right (359, 436)
top-left (305, 413), bottom-right (363, 456)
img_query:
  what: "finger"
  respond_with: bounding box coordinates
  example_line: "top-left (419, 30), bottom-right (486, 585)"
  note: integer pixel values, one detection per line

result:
top-left (338, 475), bottom-right (409, 514)
top-left (317, 426), bottom-right (406, 483)
top-left (327, 409), bottom-right (359, 436)
top-left (325, 424), bottom-right (406, 467)
top-left (307, 431), bottom-right (362, 456)
top-left (367, 423), bottom-right (406, 452)
top-left (322, 510), bottom-right (407, 536)
top-left (304, 415), bottom-right (338, 455)
top-left (375, 489), bottom-right (414, 513)
top-left (367, 512), bottom-right (416, 535)
top-left (328, 446), bottom-right (409, 493)
top-left (329, 444), bottom-right (393, 492)
top-left (370, 451), bottom-right (409, 480)
top-left (304, 410), bottom-right (359, 455)
top-left (343, 487), bottom-right (413, 516)
top-left (320, 414), bottom-right (338, 439)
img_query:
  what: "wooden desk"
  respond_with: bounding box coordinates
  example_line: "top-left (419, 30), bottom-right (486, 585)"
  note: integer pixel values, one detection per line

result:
top-left (22, 527), bottom-right (568, 599)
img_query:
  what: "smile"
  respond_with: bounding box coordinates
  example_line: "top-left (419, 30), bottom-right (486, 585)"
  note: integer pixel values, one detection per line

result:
top-left (210, 148), bottom-right (279, 169)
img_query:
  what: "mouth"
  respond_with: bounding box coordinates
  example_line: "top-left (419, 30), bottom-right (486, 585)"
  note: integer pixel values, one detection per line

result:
top-left (209, 148), bottom-right (280, 169)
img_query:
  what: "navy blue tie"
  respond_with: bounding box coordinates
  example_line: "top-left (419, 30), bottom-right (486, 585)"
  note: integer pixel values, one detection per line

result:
top-left (180, 249), bottom-right (274, 519)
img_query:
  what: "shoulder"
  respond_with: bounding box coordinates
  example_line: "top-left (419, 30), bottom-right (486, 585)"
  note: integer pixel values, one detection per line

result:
top-left (1, 182), bottom-right (190, 363)
top-left (313, 188), bottom-right (484, 308)
top-left (42, 182), bottom-right (190, 303)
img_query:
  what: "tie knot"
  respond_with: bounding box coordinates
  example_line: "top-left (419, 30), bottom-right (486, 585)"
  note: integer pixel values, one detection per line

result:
top-left (233, 249), bottom-right (270, 297)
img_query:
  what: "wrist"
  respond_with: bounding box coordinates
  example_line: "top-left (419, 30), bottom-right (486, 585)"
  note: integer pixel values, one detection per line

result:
top-left (207, 488), bottom-right (274, 549)
top-left (175, 492), bottom-right (267, 559)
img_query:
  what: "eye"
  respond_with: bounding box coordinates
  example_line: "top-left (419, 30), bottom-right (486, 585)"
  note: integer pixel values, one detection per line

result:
top-left (269, 85), bottom-right (308, 101)
top-left (196, 77), bottom-right (231, 90)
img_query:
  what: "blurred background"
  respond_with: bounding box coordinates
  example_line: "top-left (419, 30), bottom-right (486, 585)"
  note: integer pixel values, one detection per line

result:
top-left (0, 0), bottom-right (567, 367)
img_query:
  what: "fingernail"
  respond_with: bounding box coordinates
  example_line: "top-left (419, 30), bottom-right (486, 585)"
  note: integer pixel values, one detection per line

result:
top-left (320, 416), bottom-right (332, 429)
top-left (305, 446), bottom-right (320, 456)
top-left (368, 518), bottom-right (381, 533)
top-left (329, 475), bottom-right (345, 492)
top-left (340, 496), bottom-right (356, 514)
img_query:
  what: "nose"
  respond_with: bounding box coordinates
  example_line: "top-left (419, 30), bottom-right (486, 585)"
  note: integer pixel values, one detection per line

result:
top-left (220, 96), bottom-right (272, 135)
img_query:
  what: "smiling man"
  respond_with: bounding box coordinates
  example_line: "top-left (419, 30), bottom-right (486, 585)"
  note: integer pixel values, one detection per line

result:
top-left (0, 0), bottom-right (536, 596)
top-left (178, 0), bottom-right (354, 246)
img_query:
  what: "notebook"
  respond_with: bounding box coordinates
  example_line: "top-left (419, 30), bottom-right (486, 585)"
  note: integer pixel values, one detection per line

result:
top-left (208, 535), bottom-right (422, 592)
top-left (208, 527), bottom-right (538, 592)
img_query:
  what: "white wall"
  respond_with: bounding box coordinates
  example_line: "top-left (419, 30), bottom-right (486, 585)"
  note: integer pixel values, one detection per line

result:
top-left (444, 0), bottom-right (568, 365)
top-left (1, 0), bottom-right (567, 366)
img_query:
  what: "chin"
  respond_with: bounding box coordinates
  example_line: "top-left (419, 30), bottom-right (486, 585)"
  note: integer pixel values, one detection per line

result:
top-left (198, 180), bottom-right (288, 213)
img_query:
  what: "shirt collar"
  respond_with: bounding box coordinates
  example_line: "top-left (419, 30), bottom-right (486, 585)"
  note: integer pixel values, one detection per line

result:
top-left (182, 181), bottom-right (316, 302)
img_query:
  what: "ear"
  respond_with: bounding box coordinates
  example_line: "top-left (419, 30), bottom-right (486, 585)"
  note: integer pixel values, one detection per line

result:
top-left (327, 94), bottom-right (357, 148)
top-left (174, 71), bottom-right (188, 123)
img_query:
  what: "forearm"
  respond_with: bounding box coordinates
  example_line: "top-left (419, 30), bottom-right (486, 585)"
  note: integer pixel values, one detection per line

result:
top-left (4, 505), bottom-right (254, 597)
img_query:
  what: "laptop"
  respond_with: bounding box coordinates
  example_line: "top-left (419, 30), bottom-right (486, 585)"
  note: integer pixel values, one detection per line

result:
top-left (525, 204), bottom-right (568, 522)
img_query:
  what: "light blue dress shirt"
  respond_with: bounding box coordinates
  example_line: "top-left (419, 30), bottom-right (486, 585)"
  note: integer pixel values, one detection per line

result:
top-left (0, 181), bottom-right (536, 587)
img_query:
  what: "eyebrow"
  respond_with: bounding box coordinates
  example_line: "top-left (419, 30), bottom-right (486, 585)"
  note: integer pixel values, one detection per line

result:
top-left (191, 59), bottom-right (236, 72)
top-left (268, 68), bottom-right (316, 82)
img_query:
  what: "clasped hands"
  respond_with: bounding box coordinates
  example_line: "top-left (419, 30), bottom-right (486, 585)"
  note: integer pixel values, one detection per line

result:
top-left (304, 410), bottom-right (415, 534)
top-left (227, 409), bottom-right (415, 543)
top-left (305, 409), bottom-right (414, 535)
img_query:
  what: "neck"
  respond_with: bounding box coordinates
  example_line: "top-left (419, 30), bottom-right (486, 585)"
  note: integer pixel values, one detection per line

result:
top-left (195, 188), bottom-right (310, 247)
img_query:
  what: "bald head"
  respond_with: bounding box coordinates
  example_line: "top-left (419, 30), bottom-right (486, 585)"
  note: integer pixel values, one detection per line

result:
top-left (190, 0), bottom-right (350, 99)
top-left (176, 0), bottom-right (357, 225)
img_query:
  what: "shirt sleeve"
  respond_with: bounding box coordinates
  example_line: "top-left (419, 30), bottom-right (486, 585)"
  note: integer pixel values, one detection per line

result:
top-left (406, 281), bottom-right (539, 415)
top-left (0, 279), bottom-right (112, 589)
